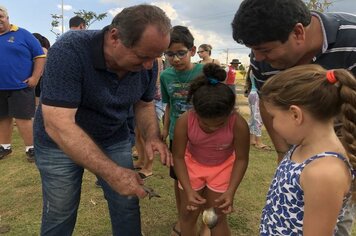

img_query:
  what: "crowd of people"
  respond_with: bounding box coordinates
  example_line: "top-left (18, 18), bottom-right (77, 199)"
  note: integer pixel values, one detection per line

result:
top-left (0, 0), bottom-right (355, 235)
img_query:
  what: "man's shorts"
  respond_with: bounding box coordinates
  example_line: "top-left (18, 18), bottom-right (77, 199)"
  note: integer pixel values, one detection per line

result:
top-left (178, 150), bottom-right (235, 193)
top-left (0, 88), bottom-right (35, 119)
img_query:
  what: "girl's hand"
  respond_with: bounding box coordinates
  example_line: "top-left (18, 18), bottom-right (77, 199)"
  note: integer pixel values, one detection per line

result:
top-left (214, 191), bottom-right (234, 214)
top-left (186, 190), bottom-right (206, 211)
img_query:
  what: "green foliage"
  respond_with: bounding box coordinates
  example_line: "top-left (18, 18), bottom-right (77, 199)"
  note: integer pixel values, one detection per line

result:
top-left (73, 10), bottom-right (107, 29)
top-left (50, 14), bottom-right (62, 37)
top-left (304, 0), bottom-right (333, 12)
top-left (50, 9), bottom-right (107, 38)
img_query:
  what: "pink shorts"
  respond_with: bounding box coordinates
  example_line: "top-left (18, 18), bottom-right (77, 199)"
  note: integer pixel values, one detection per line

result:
top-left (178, 151), bottom-right (235, 193)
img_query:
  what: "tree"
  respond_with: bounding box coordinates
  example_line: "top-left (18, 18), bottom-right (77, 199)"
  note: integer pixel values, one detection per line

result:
top-left (50, 10), bottom-right (107, 38)
top-left (50, 14), bottom-right (62, 38)
top-left (73, 10), bottom-right (107, 29)
top-left (304, 0), bottom-right (333, 12)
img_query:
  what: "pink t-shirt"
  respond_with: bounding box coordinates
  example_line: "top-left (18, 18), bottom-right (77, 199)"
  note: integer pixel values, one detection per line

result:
top-left (187, 110), bottom-right (236, 166)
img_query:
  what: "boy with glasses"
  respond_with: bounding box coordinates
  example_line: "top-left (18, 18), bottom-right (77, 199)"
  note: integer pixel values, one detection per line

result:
top-left (160, 25), bottom-right (204, 236)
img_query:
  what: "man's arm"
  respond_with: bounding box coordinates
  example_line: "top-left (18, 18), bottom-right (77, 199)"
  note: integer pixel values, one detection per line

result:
top-left (134, 100), bottom-right (172, 166)
top-left (260, 101), bottom-right (290, 163)
top-left (24, 57), bottom-right (46, 88)
top-left (42, 104), bottom-right (147, 197)
top-left (162, 103), bottom-right (170, 141)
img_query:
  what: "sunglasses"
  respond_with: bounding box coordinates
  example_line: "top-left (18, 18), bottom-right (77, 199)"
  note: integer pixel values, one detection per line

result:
top-left (164, 50), bottom-right (189, 59)
top-left (197, 50), bottom-right (206, 54)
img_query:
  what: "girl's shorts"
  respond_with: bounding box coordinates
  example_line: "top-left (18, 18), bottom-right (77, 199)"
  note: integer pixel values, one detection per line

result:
top-left (178, 151), bottom-right (235, 193)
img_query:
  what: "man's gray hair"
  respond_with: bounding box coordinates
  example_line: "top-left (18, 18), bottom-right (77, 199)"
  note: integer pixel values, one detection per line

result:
top-left (110, 4), bottom-right (171, 48)
top-left (0, 5), bottom-right (8, 17)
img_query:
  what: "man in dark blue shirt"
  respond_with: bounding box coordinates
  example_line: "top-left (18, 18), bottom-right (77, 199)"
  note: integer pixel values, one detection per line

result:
top-left (34, 4), bottom-right (172, 235)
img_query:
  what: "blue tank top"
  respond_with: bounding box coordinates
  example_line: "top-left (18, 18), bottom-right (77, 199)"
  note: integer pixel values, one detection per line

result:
top-left (260, 146), bottom-right (354, 235)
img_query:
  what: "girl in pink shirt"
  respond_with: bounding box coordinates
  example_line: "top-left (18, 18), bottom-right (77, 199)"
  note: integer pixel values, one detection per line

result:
top-left (173, 63), bottom-right (250, 236)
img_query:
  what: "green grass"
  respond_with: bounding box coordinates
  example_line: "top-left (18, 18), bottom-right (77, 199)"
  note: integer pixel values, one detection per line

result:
top-left (0, 127), bottom-right (276, 236)
top-left (1, 80), bottom-right (355, 235)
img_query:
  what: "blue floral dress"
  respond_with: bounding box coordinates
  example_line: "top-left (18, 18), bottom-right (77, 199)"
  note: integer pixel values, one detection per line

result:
top-left (260, 146), bottom-right (354, 235)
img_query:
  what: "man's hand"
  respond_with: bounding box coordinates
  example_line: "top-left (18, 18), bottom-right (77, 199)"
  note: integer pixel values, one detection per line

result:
top-left (145, 137), bottom-right (173, 167)
top-left (23, 76), bottom-right (40, 88)
top-left (106, 167), bottom-right (147, 198)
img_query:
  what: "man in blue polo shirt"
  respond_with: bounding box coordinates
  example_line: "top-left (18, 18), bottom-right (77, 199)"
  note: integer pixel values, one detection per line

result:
top-left (232, 0), bottom-right (356, 235)
top-left (34, 4), bottom-right (172, 236)
top-left (0, 5), bottom-right (45, 162)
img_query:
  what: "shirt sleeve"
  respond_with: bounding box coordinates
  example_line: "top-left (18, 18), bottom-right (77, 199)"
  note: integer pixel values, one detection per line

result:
top-left (24, 29), bottom-right (45, 59)
top-left (41, 40), bottom-right (82, 108)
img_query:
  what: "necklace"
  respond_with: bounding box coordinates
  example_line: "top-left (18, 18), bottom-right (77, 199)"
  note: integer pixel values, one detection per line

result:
top-left (173, 65), bottom-right (194, 88)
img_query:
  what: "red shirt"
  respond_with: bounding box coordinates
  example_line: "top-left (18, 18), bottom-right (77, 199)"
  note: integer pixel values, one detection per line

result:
top-left (225, 65), bottom-right (236, 85)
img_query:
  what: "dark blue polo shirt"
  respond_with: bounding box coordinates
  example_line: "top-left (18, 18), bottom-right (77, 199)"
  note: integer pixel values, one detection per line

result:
top-left (250, 11), bottom-right (356, 90)
top-left (34, 27), bottom-right (157, 148)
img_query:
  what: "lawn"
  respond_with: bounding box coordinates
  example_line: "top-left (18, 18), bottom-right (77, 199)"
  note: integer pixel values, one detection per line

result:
top-left (1, 80), bottom-right (355, 235)
top-left (0, 127), bottom-right (276, 236)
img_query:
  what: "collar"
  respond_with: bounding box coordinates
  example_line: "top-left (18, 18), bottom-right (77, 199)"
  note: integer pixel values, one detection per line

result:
top-left (89, 26), bottom-right (109, 70)
top-left (0, 24), bottom-right (18, 35)
top-left (10, 24), bottom-right (19, 32)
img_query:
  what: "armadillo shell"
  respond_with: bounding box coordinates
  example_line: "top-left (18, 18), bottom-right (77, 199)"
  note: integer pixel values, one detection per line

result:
top-left (202, 208), bottom-right (218, 229)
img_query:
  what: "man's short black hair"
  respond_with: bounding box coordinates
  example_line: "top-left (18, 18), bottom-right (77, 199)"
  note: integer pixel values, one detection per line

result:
top-left (231, 0), bottom-right (311, 46)
top-left (69, 16), bottom-right (86, 28)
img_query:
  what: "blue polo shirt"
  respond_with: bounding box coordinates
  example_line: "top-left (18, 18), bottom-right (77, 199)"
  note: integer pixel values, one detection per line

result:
top-left (0, 25), bottom-right (45, 90)
top-left (34, 28), bottom-right (157, 148)
top-left (250, 11), bottom-right (356, 90)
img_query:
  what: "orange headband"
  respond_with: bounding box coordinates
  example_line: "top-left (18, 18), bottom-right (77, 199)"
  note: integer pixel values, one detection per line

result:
top-left (326, 70), bottom-right (337, 84)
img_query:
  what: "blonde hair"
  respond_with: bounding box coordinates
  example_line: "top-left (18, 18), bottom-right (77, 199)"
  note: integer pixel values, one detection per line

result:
top-left (261, 64), bottom-right (356, 198)
top-left (199, 44), bottom-right (213, 56)
top-left (0, 5), bottom-right (8, 17)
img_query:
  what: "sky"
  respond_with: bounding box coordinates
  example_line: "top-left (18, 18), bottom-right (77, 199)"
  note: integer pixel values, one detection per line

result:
top-left (2, 0), bottom-right (356, 65)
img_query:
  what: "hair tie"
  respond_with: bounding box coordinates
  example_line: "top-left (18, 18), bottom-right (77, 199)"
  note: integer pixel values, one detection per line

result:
top-left (207, 77), bottom-right (219, 85)
top-left (326, 70), bottom-right (337, 84)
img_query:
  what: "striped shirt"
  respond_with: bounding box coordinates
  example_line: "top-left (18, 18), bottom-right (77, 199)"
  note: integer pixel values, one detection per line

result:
top-left (250, 11), bottom-right (356, 90)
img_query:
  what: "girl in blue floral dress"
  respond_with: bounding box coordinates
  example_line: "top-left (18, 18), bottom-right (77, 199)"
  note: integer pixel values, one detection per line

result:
top-left (259, 64), bottom-right (356, 235)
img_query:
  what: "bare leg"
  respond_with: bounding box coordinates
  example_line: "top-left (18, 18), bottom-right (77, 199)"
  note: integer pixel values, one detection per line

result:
top-left (250, 134), bottom-right (256, 145)
top-left (14, 118), bottom-right (33, 146)
top-left (199, 221), bottom-right (211, 236)
top-left (255, 136), bottom-right (267, 148)
top-left (179, 187), bottom-right (203, 236)
top-left (0, 117), bottom-right (13, 144)
top-left (205, 189), bottom-right (231, 236)
top-left (171, 180), bottom-right (182, 236)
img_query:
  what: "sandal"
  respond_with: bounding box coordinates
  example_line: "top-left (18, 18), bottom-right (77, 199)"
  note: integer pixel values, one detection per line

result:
top-left (254, 144), bottom-right (273, 151)
top-left (138, 172), bottom-right (153, 180)
top-left (171, 225), bottom-right (181, 236)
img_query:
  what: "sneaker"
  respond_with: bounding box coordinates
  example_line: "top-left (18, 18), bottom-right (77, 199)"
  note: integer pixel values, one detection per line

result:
top-left (26, 148), bottom-right (35, 163)
top-left (0, 146), bottom-right (12, 159)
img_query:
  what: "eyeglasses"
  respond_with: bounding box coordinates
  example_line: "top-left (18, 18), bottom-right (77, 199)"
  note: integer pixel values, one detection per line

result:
top-left (197, 50), bottom-right (206, 54)
top-left (164, 50), bottom-right (189, 59)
